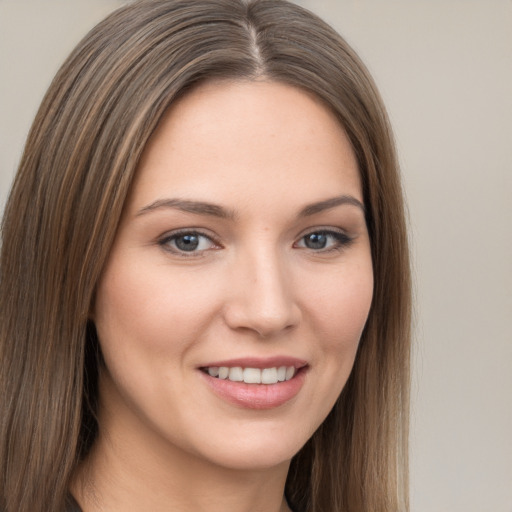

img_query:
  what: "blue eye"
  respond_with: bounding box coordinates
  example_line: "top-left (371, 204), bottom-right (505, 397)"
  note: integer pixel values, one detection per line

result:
top-left (296, 230), bottom-right (352, 251)
top-left (160, 231), bottom-right (216, 254)
top-left (303, 232), bottom-right (328, 250)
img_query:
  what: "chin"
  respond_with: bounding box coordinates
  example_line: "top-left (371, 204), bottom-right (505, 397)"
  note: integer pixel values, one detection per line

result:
top-left (177, 414), bottom-right (318, 472)
top-left (198, 440), bottom-right (300, 472)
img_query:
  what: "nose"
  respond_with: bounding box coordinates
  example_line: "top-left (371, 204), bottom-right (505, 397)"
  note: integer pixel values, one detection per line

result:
top-left (222, 247), bottom-right (301, 338)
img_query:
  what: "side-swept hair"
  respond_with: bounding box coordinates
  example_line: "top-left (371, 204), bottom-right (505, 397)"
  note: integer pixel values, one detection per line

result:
top-left (0, 1), bottom-right (411, 511)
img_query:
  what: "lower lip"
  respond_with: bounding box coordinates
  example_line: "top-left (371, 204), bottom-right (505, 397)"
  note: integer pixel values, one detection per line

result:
top-left (200, 368), bottom-right (307, 410)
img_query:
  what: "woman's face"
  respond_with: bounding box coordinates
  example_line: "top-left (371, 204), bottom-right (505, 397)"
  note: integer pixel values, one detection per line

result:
top-left (93, 81), bottom-right (373, 472)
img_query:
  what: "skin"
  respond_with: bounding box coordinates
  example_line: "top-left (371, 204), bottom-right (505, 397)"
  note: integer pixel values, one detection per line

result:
top-left (74, 80), bottom-right (374, 512)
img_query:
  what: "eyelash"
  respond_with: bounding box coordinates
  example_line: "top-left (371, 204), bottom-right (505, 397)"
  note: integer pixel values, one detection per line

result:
top-left (294, 229), bottom-right (354, 253)
top-left (158, 228), bottom-right (353, 257)
top-left (158, 229), bottom-right (220, 257)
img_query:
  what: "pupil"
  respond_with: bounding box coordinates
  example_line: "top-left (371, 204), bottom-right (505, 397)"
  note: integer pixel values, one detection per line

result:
top-left (305, 233), bottom-right (327, 249)
top-left (176, 234), bottom-right (199, 251)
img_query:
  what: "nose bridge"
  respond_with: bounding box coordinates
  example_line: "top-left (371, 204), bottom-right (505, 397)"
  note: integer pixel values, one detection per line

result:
top-left (224, 240), bottom-right (300, 337)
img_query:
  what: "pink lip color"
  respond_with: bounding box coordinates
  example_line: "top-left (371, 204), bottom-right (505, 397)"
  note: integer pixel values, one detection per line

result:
top-left (198, 357), bottom-right (308, 410)
top-left (200, 356), bottom-right (308, 370)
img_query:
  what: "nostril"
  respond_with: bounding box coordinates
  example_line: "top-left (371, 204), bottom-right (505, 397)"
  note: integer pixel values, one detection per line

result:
top-left (222, 301), bottom-right (301, 338)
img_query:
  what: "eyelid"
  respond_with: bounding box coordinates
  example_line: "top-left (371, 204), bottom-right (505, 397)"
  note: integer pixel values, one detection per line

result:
top-left (158, 228), bottom-right (221, 256)
top-left (294, 227), bottom-right (354, 251)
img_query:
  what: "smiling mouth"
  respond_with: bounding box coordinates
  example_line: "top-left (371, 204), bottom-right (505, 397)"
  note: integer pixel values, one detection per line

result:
top-left (200, 361), bottom-right (308, 409)
top-left (201, 366), bottom-right (297, 385)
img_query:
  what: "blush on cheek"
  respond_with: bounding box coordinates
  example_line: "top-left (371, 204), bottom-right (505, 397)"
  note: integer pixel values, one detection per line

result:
top-left (310, 289), bottom-right (373, 380)
top-left (314, 279), bottom-right (372, 325)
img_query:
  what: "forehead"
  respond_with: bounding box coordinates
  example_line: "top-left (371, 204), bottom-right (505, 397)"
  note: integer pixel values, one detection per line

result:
top-left (127, 80), bottom-right (362, 215)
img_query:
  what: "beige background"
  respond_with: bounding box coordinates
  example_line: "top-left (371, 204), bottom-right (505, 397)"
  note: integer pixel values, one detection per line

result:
top-left (1, 1), bottom-right (511, 510)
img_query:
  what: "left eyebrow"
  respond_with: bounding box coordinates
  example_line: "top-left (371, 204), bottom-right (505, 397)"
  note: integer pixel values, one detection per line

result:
top-left (298, 195), bottom-right (365, 217)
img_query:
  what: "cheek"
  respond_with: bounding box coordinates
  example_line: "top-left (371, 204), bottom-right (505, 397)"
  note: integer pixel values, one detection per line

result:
top-left (289, 259), bottom-right (373, 435)
top-left (93, 260), bottom-right (224, 361)
top-left (305, 261), bottom-right (374, 342)
top-left (302, 258), bottom-right (373, 387)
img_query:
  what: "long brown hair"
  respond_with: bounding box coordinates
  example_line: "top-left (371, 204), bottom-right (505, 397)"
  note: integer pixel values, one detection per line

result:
top-left (0, 1), bottom-right (411, 511)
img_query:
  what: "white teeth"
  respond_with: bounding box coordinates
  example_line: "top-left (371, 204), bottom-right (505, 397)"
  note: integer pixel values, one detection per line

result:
top-left (208, 366), bottom-right (219, 377)
top-left (243, 368), bottom-right (261, 384)
top-left (261, 367), bottom-right (278, 384)
top-left (207, 365), bottom-right (297, 384)
top-left (228, 367), bottom-right (243, 382)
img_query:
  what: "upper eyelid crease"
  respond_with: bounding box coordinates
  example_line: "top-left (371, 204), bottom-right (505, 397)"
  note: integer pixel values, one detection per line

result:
top-left (159, 229), bottom-right (218, 244)
top-left (136, 195), bottom-right (364, 220)
top-left (297, 230), bottom-right (353, 245)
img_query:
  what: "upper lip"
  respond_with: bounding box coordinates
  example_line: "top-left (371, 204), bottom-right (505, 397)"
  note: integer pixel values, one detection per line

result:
top-left (199, 356), bottom-right (308, 369)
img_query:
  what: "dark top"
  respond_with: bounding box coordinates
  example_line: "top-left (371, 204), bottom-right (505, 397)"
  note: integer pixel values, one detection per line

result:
top-left (65, 494), bottom-right (82, 512)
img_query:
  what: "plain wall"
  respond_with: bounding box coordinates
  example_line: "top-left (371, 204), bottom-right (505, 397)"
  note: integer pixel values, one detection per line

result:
top-left (1, 1), bottom-right (511, 511)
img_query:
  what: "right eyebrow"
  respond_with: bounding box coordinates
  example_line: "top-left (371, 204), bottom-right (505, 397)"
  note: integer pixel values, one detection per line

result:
top-left (136, 198), bottom-right (237, 220)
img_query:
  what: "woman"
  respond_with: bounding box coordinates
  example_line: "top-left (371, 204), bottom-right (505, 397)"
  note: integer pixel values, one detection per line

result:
top-left (0, 1), bottom-right (411, 511)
